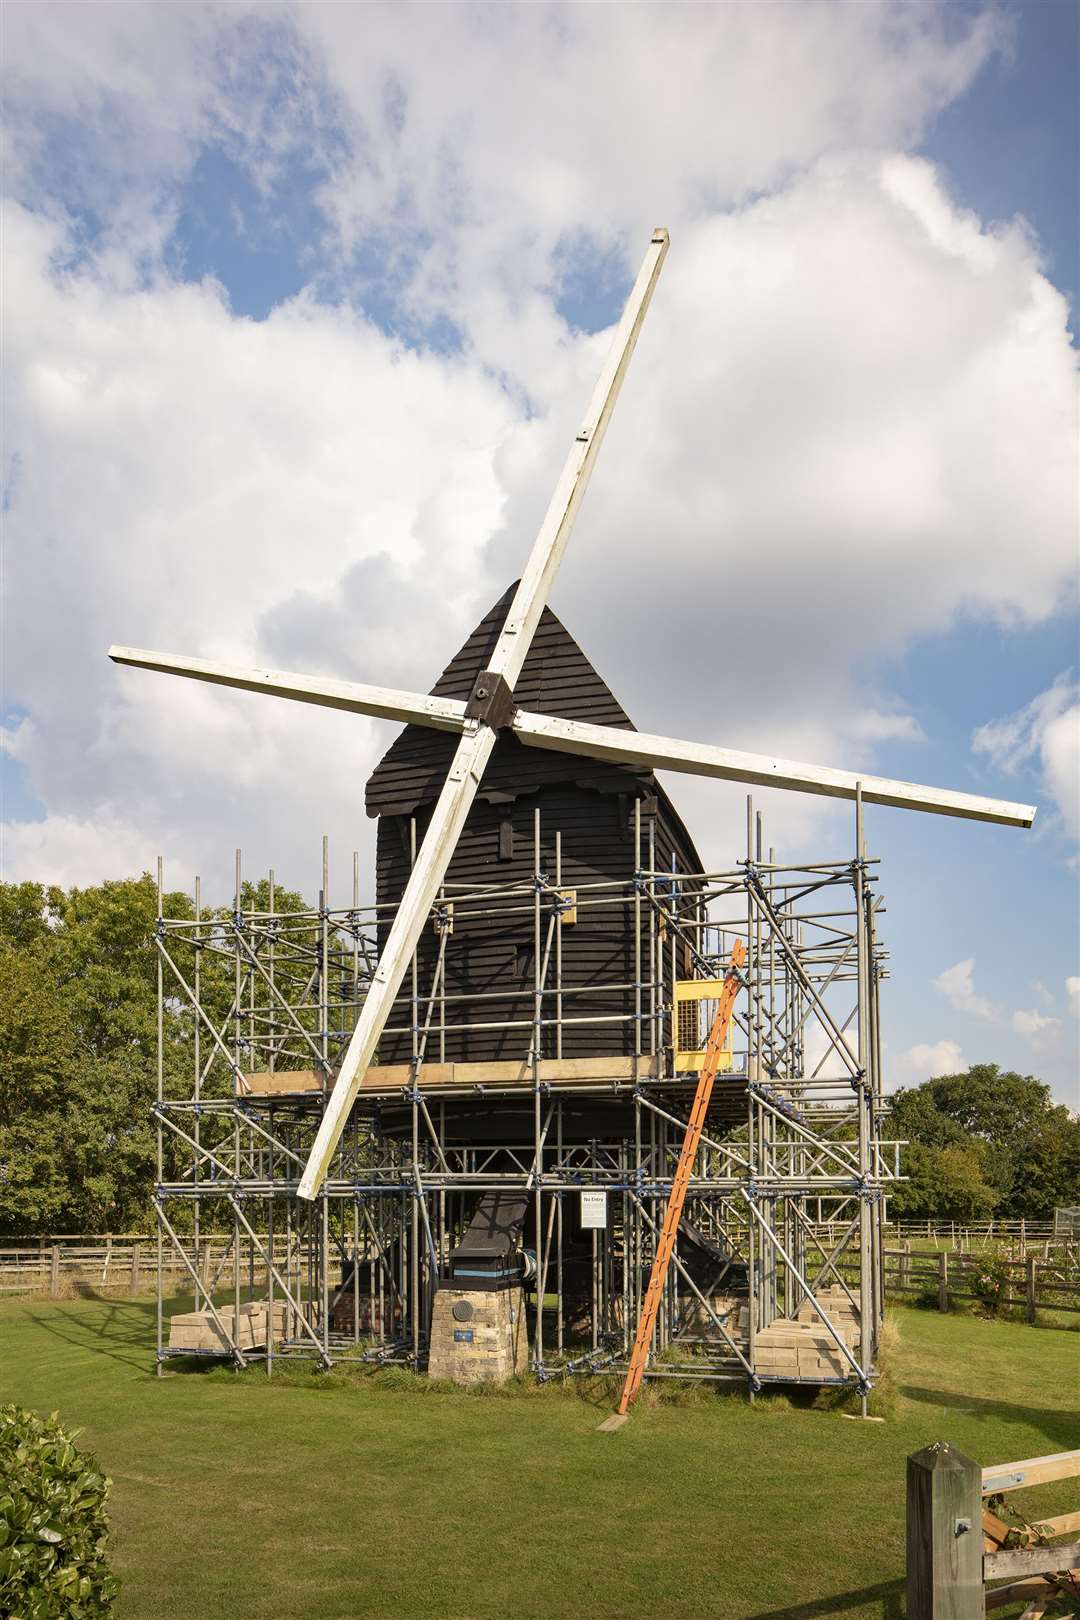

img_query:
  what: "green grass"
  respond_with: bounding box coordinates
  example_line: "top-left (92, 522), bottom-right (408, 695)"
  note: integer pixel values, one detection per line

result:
top-left (1, 1293), bottom-right (1076, 1619)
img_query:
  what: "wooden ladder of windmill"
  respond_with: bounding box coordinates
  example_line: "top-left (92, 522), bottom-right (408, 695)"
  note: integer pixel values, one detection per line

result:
top-left (599, 939), bottom-right (746, 1431)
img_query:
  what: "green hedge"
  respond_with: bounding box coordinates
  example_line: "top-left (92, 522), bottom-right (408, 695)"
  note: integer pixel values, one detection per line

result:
top-left (0, 1405), bottom-right (118, 1616)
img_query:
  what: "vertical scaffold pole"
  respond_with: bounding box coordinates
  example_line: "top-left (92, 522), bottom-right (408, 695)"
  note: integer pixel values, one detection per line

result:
top-left (855, 785), bottom-right (871, 1414)
top-left (267, 867), bottom-right (275, 1374)
top-left (192, 874), bottom-right (201, 1297)
top-left (233, 849), bottom-right (243, 1360)
top-left (155, 856), bottom-right (164, 1376)
top-left (533, 806), bottom-right (543, 1372)
top-left (321, 835), bottom-right (331, 1362)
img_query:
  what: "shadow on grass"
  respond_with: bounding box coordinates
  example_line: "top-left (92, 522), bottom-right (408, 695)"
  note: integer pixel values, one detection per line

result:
top-left (20, 1291), bottom-right (158, 1372)
top-left (900, 1383), bottom-right (1079, 1453)
top-left (17, 1288), bottom-right (232, 1377)
top-left (21, 1287), bottom-right (315, 1381)
top-left (745, 1577), bottom-right (904, 1619)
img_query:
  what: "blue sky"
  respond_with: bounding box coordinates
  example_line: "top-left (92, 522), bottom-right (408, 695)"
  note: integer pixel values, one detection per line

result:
top-left (2, 1), bottom-right (1077, 1102)
top-left (926, 0), bottom-right (1078, 314)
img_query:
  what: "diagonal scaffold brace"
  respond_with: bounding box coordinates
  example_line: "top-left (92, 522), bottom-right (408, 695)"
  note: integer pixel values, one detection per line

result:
top-left (599, 939), bottom-right (747, 1432)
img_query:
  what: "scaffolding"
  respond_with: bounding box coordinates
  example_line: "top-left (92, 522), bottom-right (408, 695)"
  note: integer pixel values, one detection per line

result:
top-left (152, 792), bottom-right (897, 1397)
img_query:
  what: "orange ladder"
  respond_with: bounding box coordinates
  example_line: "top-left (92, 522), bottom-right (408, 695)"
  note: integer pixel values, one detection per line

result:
top-left (616, 939), bottom-right (746, 1416)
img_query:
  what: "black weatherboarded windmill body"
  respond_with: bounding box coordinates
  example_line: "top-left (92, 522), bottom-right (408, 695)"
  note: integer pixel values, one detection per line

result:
top-left (367, 587), bottom-right (715, 1306)
top-left (368, 585), bottom-right (702, 1071)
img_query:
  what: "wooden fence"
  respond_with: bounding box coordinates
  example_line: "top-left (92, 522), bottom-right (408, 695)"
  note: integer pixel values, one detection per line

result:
top-left (3, 1228), bottom-right (1078, 1314)
top-left (890, 1219), bottom-right (1057, 1246)
top-left (907, 1444), bottom-right (1080, 1617)
top-left (883, 1247), bottom-right (1080, 1320)
top-left (0, 1234), bottom-right (285, 1297)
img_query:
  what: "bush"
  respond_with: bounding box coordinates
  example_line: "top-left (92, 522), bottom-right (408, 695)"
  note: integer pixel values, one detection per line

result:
top-left (0, 1405), bottom-right (118, 1616)
top-left (970, 1258), bottom-right (1012, 1317)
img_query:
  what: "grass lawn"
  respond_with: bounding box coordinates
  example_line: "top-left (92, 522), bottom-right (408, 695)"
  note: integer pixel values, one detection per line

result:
top-left (0, 1292), bottom-right (1076, 1619)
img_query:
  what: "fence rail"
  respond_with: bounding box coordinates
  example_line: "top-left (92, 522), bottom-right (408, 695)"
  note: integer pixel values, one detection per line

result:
top-left (2, 1227), bottom-right (1078, 1313)
top-left (891, 1219), bottom-right (1057, 1241)
top-left (0, 1234), bottom-right (284, 1297)
top-left (882, 1247), bottom-right (1080, 1319)
top-left (804, 1217), bottom-right (1074, 1260)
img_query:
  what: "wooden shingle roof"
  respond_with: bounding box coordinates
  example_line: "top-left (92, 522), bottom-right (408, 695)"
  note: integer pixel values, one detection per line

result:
top-left (365, 584), bottom-right (702, 870)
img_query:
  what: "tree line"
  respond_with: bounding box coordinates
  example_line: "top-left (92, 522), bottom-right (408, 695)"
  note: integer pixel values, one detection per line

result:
top-left (0, 874), bottom-right (310, 1234)
top-left (1, 875), bottom-right (1077, 1233)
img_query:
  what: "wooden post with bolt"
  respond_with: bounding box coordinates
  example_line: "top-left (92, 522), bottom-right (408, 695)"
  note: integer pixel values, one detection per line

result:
top-left (906, 1442), bottom-right (982, 1620)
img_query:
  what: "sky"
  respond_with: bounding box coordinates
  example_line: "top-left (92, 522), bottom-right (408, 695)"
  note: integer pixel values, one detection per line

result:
top-left (2, 0), bottom-right (1077, 1103)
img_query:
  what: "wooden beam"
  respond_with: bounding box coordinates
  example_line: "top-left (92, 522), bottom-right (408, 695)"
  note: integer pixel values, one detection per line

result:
top-left (983, 1452), bottom-right (1080, 1493)
top-left (1032, 1512), bottom-right (1080, 1538)
top-left (238, 1070), bottom-right (324, 1096)
top-left (480, 229), bottom-right (670, 693)
top-left (108, 648), bottom-right (469, 733)
top-left (985, 1576), bottom-right (1065, 1612)
top-left (355, 1055), bottom-right (660, 1092)
top-left (295, 229), bottom-right (671, 1202)
top-left (513, 710), bottom-right (1036, 829)
top-left (985, 1544), bottom-right (1080, 1581)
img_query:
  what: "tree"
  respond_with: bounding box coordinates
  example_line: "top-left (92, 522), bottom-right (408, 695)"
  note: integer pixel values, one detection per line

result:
top-left (889, 1063), bottom-right (1080, 1220)
top-left (0, 872), bottom-right (312, 1234)
top-left (888, 1139), bottom-right (1000, 1222)
top-left (0, 947), bottom-right (75, 1230)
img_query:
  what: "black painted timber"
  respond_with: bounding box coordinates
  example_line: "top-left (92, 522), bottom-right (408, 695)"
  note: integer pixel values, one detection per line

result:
top-left (367, 585), bottom-right (704, 1068)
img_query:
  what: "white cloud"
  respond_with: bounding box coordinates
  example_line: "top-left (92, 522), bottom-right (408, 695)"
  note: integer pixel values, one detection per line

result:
top-left (2, 3), bottom-right (1075, 913)
top-left (2, 2), bottom-right (1006, 325)
top-left (844, 711), bottom-right (925, 745)
top-left (802, 1021), bottom-right (860, 1082)
top-left (4, 149), bottom-right (1076, 890)
top-left (924, 962), bottom-right (1072, 1061)
top-left (1010, 1006), bottom-right (1061, 1054)
top-left (0, 204), bottom-right (524, 899)
top-left (893, 1039), bottom-right (967, 1084)
top-left (1067, 977), bottom-right (1080, 1019)
top-left (973, 675), bottom-right (1080, 840)
top-left (2, 4), bottom-right (337, 275)
top-left (933, 958), bottom-right (995, 1020)
top-left (294, 2), bottom-right (1006, 344)
top-left (1, 813), bottom-right (171, 892)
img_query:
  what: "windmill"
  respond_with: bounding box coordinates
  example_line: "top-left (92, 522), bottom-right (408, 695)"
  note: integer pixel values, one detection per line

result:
top-left (108, 226), bottom-right (1035, 1214)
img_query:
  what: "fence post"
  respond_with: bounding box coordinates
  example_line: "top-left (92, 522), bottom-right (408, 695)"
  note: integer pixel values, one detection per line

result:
top-left (131, 1242), bottom-right (142, 1295)
top-left (938, 1251), bottom-right (949, 1313)
top-left (906, 1442), bottom-right (983, 1620)
top-left (1026, 1254), bottom-right (1037, 1324)
top-left (49, 1244), bottom-right (61, 1297)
